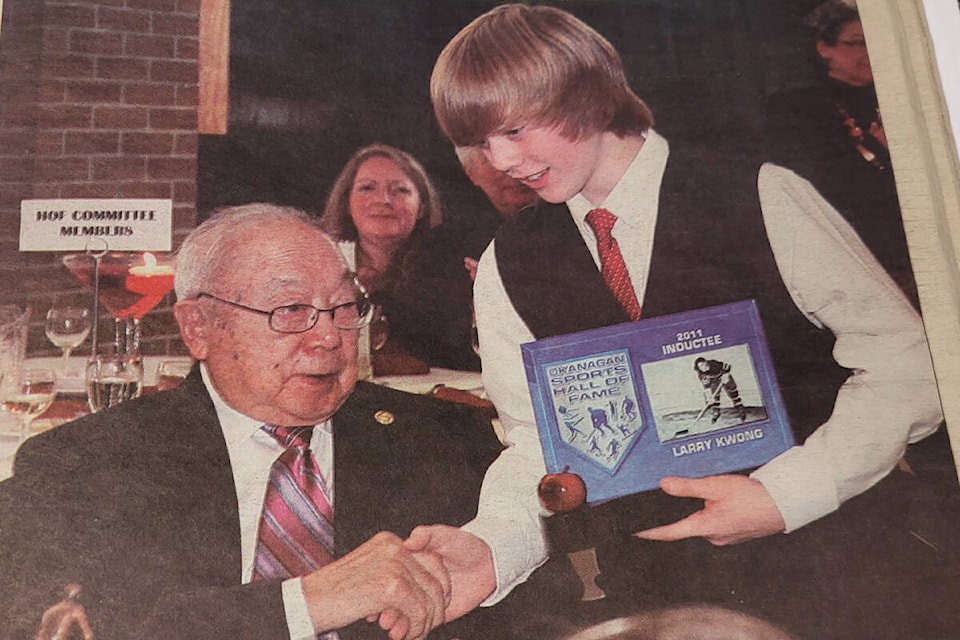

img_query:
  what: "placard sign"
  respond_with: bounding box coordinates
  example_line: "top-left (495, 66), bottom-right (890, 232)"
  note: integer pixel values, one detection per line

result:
top-left (522, 300), bottom-right (793, 505)
top-left (19, 199), bottom-right (173, 252)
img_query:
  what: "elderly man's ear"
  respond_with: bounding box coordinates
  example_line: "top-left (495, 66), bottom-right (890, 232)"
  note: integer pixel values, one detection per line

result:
top-left (174, 299), bottom-right (211, 360)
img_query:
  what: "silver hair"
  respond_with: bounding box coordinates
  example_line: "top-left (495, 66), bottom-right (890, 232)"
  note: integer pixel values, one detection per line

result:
top-left (560, 606), bottom-right (797, 640)
top-left (174, 203), bottom-right (333, 300)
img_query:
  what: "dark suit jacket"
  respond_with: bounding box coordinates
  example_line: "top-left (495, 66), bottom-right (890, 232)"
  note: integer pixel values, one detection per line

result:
top-left (0, 372), bottom-right (510, 640)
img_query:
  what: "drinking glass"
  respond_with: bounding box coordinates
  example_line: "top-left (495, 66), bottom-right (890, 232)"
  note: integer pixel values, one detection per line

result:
top-left (85, 355), bottom-right (143, 413)
top-left (1, 368), bottom-right (57, 441)
top-left (0, 304), bottom-right (31, 384)
top-left (45, 306), bottom-right (92, 376)
top-left (155, 358), bottom-right (193, 391)
top-left (62, 251), bottom-right (175, 367)
top-left (369, 305), bottom-right (390, 352)
top-left (470, 308), bottom-right (481, 356)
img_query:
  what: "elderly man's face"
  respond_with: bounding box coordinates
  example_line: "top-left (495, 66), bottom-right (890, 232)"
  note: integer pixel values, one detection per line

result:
top-left (176, 221), bottom-right (359, 426)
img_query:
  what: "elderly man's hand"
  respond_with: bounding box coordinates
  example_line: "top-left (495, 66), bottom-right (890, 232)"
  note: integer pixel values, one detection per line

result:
top-left (404, 525), bottom-right (496, 623)
top-left (300, 531), bottom-right (450, 640)
top-left (636, 475), bottom-right (786, 546)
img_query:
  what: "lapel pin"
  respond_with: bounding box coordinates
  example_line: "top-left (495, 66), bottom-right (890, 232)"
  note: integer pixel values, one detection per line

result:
top-left (374, 410), bottom-right (395, 426)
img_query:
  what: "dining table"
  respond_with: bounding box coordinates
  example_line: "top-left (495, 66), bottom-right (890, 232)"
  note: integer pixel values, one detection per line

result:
top-left (0, 356), bottom-right (490, 482)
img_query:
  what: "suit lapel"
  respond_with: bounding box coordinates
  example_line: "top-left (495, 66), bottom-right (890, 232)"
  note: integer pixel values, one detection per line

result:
top-left (330, 383), bottom-right (388, 558)
top-left (154, 371), bottom-right (245, 584)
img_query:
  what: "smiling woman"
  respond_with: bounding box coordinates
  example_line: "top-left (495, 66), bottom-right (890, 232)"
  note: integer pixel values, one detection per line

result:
top-left (319, 144), bottom-right (483, 372)
top-left (320, 144), bottom-right (442, 295)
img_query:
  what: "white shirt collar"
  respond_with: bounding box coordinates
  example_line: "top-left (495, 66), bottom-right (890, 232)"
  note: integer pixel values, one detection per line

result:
top-left (568, 129), bottom-right (669, 229)
top-left (199, 363), bottom-right (333, 449)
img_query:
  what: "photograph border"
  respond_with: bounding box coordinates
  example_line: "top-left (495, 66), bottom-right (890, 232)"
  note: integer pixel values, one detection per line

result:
top-left (863, 0), bottom-right (960, 470)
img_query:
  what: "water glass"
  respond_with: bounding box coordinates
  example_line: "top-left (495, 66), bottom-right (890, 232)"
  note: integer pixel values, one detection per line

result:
top-left (0, 304), bottom-right (30, 381)
top-left (155, 358), bottom-right (193, 391)
top-left (85, 356), bottom-right (143, 413)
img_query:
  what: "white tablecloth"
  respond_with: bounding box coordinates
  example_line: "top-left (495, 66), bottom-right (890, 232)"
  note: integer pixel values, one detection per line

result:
top-left (0, 360), bottom-right (484, 481)
top-left (373, 368), bottom-right (483, 395)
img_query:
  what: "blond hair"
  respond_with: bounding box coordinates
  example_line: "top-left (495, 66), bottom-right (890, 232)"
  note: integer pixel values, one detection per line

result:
top-left (431, 4), bottom-right (653, 147)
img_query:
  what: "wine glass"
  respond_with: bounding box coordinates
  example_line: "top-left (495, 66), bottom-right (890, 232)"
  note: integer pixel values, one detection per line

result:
top-left (1, 368), bottom-right (57, 441)
top-left (45, 306), bottom-right (91, 376)
top-left (470, 308), bottom-right (481, 356)
top-left (155, 358), bottom-right (193, 391)
top-left (369, 305), bottom-right (390, 352)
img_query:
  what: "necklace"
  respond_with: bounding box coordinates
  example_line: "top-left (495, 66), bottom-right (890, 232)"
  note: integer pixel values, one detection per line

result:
top-left (837, 103), bottom-right (888, 171)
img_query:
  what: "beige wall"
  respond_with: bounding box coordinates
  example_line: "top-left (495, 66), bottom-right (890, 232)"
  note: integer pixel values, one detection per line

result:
top-left (862, 0), bottom-right (960, 470)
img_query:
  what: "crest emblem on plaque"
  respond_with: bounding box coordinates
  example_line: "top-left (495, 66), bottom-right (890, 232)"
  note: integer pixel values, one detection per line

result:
top-left (548, 349), bottom-right (644, 474)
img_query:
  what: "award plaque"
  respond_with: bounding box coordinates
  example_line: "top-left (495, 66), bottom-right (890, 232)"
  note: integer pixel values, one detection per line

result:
top-left (522, 299), bottom-right (794, 505)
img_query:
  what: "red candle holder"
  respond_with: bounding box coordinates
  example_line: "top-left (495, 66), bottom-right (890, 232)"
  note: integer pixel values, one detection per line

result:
top-left (62, 251), bottom-right (175, 362)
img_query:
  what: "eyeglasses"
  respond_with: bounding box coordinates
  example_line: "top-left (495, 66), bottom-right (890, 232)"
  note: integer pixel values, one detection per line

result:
top-left (196, 292), bottom-right (373, 333)
top-left (836, 38), bottom-right (867, 49)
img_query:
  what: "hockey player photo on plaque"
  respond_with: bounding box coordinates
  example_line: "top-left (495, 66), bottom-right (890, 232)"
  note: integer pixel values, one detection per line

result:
top-left (522, 300), bottom-right (794, 506)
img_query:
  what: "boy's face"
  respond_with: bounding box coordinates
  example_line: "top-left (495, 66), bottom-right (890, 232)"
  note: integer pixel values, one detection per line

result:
top-left (480, 125), bottom-right (605, 204)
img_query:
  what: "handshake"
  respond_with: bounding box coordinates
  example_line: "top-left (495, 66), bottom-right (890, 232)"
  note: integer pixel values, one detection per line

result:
top-left (301, 526), bottom-right (495, 640)
top-left (36, 526), bottom-right (494, 640)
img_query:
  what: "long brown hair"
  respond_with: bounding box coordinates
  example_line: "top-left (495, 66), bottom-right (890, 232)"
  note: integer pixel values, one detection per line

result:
top-left (320, 143), bottom-right (442, 242)
top-left (320, 144), bottom-right (443, 293)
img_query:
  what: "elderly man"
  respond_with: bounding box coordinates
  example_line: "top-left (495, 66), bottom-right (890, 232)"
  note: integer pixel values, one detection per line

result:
top-left (0, 204), bottom-right (514, 640)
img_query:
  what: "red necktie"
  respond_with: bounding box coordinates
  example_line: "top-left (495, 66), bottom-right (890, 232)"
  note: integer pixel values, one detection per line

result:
top-left (586, 208), bottom-right (642, 321)
top-left (252, 425), bottom-right (335, 582)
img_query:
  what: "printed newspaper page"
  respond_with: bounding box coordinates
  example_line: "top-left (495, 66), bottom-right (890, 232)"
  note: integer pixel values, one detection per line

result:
top-left (1, 1), bottom-right (959, 639)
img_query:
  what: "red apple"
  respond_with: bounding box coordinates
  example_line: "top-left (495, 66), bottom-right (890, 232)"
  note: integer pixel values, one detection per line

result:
top-left (538, 467), bottom-right (587, 513)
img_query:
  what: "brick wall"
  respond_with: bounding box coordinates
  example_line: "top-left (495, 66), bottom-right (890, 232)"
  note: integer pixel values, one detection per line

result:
top-left (0, 0), bottom-right (199, 357)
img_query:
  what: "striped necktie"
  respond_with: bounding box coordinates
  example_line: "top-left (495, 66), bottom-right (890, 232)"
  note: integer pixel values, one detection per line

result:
top-left (252, 425), bottom-right (335, 582)
top-left (586, 208), bottom-right (642, 321)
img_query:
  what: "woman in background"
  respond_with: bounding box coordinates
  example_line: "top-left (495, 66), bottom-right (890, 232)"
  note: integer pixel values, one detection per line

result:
top-left (321, 143), bottom-right (441, 296)
top-left (764, 0), bottom-right (918, 309)
top-left (321, 143), bottom-right (478, 371)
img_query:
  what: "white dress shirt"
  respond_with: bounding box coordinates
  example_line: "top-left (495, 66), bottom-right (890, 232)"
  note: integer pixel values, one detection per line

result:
top-left (202, 364), bottom-right (334, 640)
top-left (469, 129), bottom-right (943, 602)
top-left (337, 241), bottom-right (357, 271)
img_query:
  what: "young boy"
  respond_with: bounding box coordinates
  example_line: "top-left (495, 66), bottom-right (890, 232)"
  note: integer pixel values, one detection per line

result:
top-left (423, 4), bottom-right (957, 638)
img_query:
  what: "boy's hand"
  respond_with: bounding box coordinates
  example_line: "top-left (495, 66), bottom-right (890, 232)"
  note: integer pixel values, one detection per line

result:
top-left (404, 525), bottom-right (496, 623)
top-left (636, 475), bottom-right (786, 545)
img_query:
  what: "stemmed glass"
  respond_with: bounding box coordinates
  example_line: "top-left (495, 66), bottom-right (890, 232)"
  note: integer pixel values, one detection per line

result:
top-left (155, 359), bottom-right (193, 391)
top-left (61, 251), bottom-right (175, 364)
top-left (470, 307), bottom-right (481, 356)
top-left (45, 306), bottom-right (91, 376)
top-left (369, 305), bottom-right (390, 352)
top-left (1, 368), bottom-right (57, 441)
